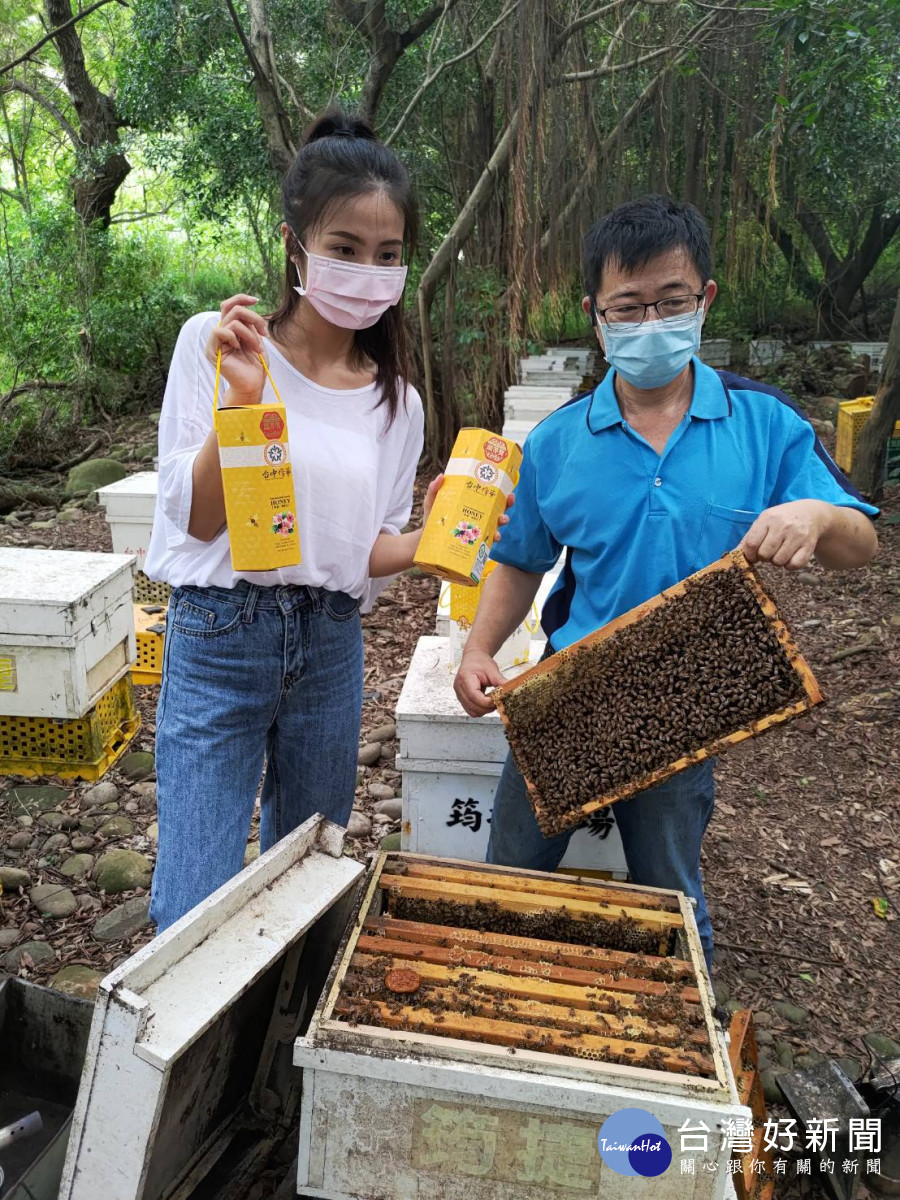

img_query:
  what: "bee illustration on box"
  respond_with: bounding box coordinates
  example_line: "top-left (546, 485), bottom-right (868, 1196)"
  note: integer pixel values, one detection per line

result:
top-left (247, 514), bottom-right (260, 528)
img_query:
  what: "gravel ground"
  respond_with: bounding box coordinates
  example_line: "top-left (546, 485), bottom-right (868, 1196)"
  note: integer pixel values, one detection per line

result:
top-left (1, 424), bottom-right (897, 1199)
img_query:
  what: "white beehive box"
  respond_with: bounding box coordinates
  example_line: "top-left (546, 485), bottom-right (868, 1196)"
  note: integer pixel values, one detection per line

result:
top-left (397, 636), bottom-right (628, 876)
top-left (294, 853), bottom-right (748, 1200)
top-left (0, 548), bottom-right (136, 719)
top-left (506, 391), bottom-right (576, 423)
top-left (748, 339), bottom-right (785, 368)
top-left (698, 338), bottom-right (731, 369)
top-left (811, 340), bottom-right (887, 374)
top-left (501, 417), bottom-right (537, 443)
top-left (62, 821), bottom-right (746, 1200)
top-left (518, 370), bottom-right (583, 386)
top-left (543, 346), bottom-right (597, 370)
top-left (96, 471), bottom-right (158, 571)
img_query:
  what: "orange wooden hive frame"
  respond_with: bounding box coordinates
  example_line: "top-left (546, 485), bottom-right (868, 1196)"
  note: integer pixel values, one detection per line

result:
top-left (493, 550), bottom-right (823, 836)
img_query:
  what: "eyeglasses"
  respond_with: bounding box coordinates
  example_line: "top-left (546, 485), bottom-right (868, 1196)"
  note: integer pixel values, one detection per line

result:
top-left (594, 292), bottom-right (706, 326)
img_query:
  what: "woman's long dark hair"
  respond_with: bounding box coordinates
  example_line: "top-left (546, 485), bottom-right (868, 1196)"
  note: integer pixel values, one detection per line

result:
top-left (267, 106), bottom-right (418, 425)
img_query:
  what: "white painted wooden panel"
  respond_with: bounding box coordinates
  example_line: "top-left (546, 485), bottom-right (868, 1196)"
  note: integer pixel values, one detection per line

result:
top-left (294, 1055), bottom-right (746, 1200)
top-left (61, 816), bottom-right (364, 1200)
top-left (400, 757), bottom-right (628, 875)
top-left (396, 636), bottom-right (540, 763)
top-left (96, 473), bottom-right (158, 570)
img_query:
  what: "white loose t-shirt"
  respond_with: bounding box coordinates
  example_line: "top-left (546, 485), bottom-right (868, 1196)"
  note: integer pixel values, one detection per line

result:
top-left (144, 312), bottom-right (424, 611)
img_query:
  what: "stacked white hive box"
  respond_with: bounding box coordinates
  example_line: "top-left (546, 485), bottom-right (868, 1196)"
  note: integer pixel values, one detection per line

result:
top-left (697, 338), bottom-right (731, 369)
top-left (811, 340), bottom-right (888, 373)
top-left (749, 339), bottom-right (786, 369)
top-left (96, 471), bottom-right (158, 573)
top-left (396, 635), bottom-right (627, 876)
top-left (0, 548), bottom-right (136, 719)
top-left (501, 348), bottom-right (596, 443)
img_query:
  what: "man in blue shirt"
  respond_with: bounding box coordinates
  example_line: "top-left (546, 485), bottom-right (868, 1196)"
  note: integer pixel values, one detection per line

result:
top-left (453, 195), bottom-right (878, 967)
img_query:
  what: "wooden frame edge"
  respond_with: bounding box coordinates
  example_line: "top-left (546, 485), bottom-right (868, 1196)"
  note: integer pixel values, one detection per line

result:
top-left (493, 550), bottom-right (824, 835)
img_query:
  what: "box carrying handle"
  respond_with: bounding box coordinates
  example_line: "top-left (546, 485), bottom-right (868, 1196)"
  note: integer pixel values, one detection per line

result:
top-left (213, 345), bottom-right (284, 430)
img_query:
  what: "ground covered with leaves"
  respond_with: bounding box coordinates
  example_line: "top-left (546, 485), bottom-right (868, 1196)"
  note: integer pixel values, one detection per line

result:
top-left (0, 422), bottom-right (897, 1198)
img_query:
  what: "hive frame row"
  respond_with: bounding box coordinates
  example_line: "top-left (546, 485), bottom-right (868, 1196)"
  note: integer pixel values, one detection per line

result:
top-left (311, 852), bottom-right (735, 1103)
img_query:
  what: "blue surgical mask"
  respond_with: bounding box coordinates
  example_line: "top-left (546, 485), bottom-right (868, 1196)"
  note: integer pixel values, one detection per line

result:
top-left (600, 306), bottom-right (704, 389)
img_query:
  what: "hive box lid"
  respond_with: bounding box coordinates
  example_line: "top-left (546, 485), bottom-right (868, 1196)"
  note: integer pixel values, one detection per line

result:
top-left (0, 548), bottom-right (135, 639)
top-left (397, 636), bottom-right (544, 764)
top-left (60, 815), bottom-right (365, 1200)
top-left (96, 472), bottom-right (158, 521)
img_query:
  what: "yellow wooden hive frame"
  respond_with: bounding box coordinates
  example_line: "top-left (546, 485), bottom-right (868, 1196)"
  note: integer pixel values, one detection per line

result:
top-left (493, 549), bottom-right (824, 836)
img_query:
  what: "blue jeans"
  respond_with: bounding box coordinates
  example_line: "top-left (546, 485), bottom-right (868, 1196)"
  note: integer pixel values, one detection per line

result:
top-left (486, 753), bottom-right (716, 967)
top-left (150, 581), bottom-right (364, 932)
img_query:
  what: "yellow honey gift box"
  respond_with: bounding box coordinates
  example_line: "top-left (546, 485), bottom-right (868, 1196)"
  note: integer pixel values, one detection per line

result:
top-left (214, 349), bottom-right (302, 572)
top-left (414, 428), bottom-right (522, 586)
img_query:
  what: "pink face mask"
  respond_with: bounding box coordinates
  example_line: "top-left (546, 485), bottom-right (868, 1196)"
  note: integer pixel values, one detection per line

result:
top-left (293, 241), bottom-right (408, 330)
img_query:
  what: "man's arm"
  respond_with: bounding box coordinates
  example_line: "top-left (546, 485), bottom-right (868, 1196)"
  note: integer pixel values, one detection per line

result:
top-left (453, 565), bottom-right (543, 717)
top-left (739, 499), bottom-right (877, 571)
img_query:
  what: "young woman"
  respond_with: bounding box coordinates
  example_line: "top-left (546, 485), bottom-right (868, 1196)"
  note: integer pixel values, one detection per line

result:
top-left (144, 107), bottom-right (452, 931)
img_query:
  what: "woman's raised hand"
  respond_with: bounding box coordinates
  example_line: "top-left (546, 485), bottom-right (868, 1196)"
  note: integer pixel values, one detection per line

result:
top-left (205, 295), bottom-right (269, 404)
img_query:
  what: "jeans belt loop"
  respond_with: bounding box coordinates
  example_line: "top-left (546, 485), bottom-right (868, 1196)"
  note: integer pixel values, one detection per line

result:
top-left (306, 585), bottom-right (322, 613)
top-left (241, 583), bottom-right (259, 623)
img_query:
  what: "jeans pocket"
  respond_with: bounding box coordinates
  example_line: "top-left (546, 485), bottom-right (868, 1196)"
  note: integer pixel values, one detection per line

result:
top-left (171, 589), bottom-right (243, 638)
top-left (321, 590), bottom-right (361, 622)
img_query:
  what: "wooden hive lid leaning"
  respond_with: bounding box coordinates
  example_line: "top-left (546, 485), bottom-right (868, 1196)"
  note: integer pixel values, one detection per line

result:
top-left (492, 550), bottom-right (823, 837)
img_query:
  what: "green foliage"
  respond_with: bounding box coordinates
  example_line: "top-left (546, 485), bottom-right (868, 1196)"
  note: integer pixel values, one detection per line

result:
top-left (0, 0), bottom-right (896, 462)
top-left (0, 195), bottom-right (263, 458)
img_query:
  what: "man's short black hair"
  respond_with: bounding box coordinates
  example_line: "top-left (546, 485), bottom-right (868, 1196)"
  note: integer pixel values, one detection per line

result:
top-left (583, 194), bottom-right (711, 300)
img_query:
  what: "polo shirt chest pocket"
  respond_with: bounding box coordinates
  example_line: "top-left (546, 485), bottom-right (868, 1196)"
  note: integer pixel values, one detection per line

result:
top-left (695, 503), bottom-right (761, 567)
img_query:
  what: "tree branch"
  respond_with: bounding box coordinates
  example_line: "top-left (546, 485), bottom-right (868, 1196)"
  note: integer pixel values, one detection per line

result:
top-left (562, 38), bottom-right (691, 81)
top-left (793, 202), bottom-right (838, 275)
top-left (0, 379), bottom-right (70, 412)
top-left (402, 0), bottom-right (457, 49)
top-left (0, 185), bottom-right (26, 205)
top-left (540, 20), bottom-right (716, 256)
top-left (851, 204), bottom-right (900, 287)
top-left (108, 206), bottom-right (174, 223)
top-left (226, 0), bottom-right (296, 172)
top-left (386, 0), bottom-right (519, 145)
top-left (0, 78), bottom-right (80, 146)
top-left (0, 0), bottom-right (127, 77)
top-left (555, 0), bottom-right (642, 49)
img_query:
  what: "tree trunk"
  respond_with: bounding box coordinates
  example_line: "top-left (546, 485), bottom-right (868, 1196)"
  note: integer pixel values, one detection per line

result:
top-left (45, 0), bottom-right (130, 227)
top-left (333, 0), bottom-right (453, 125)
top-left (247, 0), bottom-right (296, 174)
top-left (417, 112), bottom-right (520, 462)
top-left (851, 290), bottom-right (900, 501)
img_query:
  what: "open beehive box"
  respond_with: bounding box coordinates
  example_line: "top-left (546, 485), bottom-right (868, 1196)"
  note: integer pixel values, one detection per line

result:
top-left (62, 821), bottom-right (748, 1199)
top-left (312, 851), bottom-right (730, 1095)
top-left (494, 549), bottom-right (823, 837)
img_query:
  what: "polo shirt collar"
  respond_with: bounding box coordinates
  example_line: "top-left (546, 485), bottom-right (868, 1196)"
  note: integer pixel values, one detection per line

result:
top-left (586, 356), bottom-right (732, 434)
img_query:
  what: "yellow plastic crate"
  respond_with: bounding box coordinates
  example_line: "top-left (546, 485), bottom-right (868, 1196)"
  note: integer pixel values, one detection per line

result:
top-left (0, 674), bottom-right (141, 781)
top-left (835, 397), bottom-right (900, 472)
top-left (134, 571), bottom-right (172, 606)
top-left (132, 603), bottom-right (167, 685)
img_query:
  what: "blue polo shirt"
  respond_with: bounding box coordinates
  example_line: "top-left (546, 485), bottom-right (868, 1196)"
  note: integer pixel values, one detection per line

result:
top-left (491, 357), bottom-right (878, 651)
